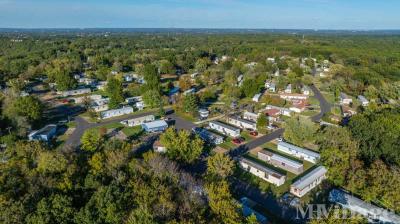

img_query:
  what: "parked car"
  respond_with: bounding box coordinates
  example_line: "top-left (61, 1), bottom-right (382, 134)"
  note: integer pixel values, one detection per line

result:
top-left (249, 131), bottom-right (258, 136)
top-left (232, 138), bottom-right (244, 145)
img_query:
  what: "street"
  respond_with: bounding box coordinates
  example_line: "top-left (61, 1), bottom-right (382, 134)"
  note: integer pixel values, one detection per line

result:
top-left (64, 109), bottom-right (173, 148)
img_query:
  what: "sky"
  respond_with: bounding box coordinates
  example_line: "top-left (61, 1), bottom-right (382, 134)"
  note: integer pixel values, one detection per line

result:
top-left (0, 0), bottom-right (399, 29)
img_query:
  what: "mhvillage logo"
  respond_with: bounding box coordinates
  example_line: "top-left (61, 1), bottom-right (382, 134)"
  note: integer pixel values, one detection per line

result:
top-left (295, 204), bottom-right (398, 222)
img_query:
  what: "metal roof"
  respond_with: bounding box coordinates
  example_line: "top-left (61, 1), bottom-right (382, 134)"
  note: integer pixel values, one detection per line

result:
top-left (240, 157), bottom-right (285, 179)
top-left (278, 142), bottom-right (320, 159)
top-left (210, 121), bottom-right (240, 132)
top-left (228, 116), bottom-right (256, 126)
top-left (291, 166), bottom-right (327, 190)
top-left (329, 189), bottom-right (400, 223)
top-left (259, 150), bottom-right (303, 169)
top-left (142, 120), bottom-right (168, 129)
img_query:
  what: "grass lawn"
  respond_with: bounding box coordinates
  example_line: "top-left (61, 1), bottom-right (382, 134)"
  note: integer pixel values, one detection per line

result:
top-left (322, 92), bottom-right (336, 105)
top-left (301, 109), bottom-right (320, 117)
top-left (121, 126), bottom-right (143, 138)
top-left (90, 122), bottom-right (144, 139)
top-left (175, 111), bottom-right (197, 122)
top-left (66, 121), bottom-right (77, 128)
top-left (218, 137), bottom-right (237, 150)
top-left (308, 96), bottom-right (320, 106)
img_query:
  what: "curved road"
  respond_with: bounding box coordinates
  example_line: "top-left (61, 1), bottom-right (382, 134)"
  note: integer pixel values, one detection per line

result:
top-left (229, 84), bottom-right (331, 223)
top-left (64, 109), bottom-right (173, 148)
top-left (230, 84), bottom-right (331, 158)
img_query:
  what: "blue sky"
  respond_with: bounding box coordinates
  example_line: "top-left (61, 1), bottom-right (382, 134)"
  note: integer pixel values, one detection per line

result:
top-left (0, 0), bottom-right (399, 29)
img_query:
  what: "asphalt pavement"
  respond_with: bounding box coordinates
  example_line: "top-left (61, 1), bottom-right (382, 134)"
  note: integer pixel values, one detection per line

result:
top-left (64, 109), bottom-right (173, 148)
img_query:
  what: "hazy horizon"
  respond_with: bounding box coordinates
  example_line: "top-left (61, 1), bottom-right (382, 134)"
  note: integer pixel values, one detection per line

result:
top-left (0, 0), bottom-right (399, 30)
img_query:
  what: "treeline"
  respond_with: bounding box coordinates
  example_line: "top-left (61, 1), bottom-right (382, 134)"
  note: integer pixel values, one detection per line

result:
top-left (1, 34), bottom-right (400, 82)
top-left (0, 131), bottom-right (256, 224)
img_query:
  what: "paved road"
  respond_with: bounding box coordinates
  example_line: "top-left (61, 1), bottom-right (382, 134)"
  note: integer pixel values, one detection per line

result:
top-left (310, 84), bottom-right (331, 122)
top-left (165, 113), bottom-right (197, 131)
top-left (64, 109), bottom-right (173, 148)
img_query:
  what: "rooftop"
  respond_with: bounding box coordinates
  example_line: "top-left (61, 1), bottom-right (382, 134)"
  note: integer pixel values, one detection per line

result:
top-left (34, 124), bottom-right (57, 136)
top-left (228, 116), bottom-right (256, 126)
top-left (291, 166), bottom-right (327, 190)
top-left (210, 120), bottom-right (240, 132)
top-left (240, 157), bottom-right (285, 179)
top-left (329, 189), bottom-right (400, 223)
top-left (258, 150), bottom-right (303, 169)
top-left (278, 142), bottom-right (320, 158)
top-left (142, 120), bottom-right (168, 129)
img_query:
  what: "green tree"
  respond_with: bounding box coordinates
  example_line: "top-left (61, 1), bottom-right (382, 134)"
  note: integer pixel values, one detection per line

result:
top-left (348, 108), bottom-right (400, 165)
top-left (205, 181), bottom-right (241, 224)
top-left (106, 77), bottom-right (124, 109)
top-left (284, 116), bottom-right (319, 146)
top-left (36, 151), bottom-right (68, 174)
top-left (46, 59), bottom-right (77, 91)
top-left (160, 127), bottom-right (203, 164)
top-left (142, 89), bottom-right (163, 108)
top-left (143, 64), bottom-right (161, 91)
top-left (5, 96), bottom-right (44, 125)
top-left (206, 153), bottom-right (234, 180)
top-left (195, 58), bottom-right (209, 72)
top-left (182, 94), bottom-right (199, 114)
top-left (159, 59), bottom-right (175, 74)
top-left (26, 194), bottom-right (75, 224)
top-left (256, 114), bottom-right (268, 131)
top-left (81, 129), bottom-right (104, 152)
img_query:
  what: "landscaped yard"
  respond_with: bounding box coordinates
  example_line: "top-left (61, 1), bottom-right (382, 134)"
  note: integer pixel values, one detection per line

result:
top-left (90, 122), bottom-right (144, 139)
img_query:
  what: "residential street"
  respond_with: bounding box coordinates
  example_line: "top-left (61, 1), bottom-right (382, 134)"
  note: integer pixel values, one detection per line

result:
top-left (64, 109), bottom-right (173, 148)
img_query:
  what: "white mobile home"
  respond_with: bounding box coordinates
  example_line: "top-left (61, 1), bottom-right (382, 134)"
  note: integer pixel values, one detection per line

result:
top-left (290, 166), bottom-right (327, 197)
top-left (142, 120), bottom-right (168, 133)
top-left (340, 92), bottom-right (352, 105)
top-left (73, 94), bottom-right (102, 104)
top-left (257, 149), bottom-right (304, 175)
top-left (100, 106), bottom-right (133, 119)
top-left (284, 84), bottom-right (292, 94)
top-left (277, 142), bottom-right (320, 163)
top-left (62, 88), bottom-right (91, 97)
top-left (28, 124), bottom-right (57, 142)
top-left (279, 93), bottom-right (308, 100)
top-left (209, 121), bottom-right (240, 138)
top-left (252, 93), bottom-right (262, 102)
top-left (329, 189), bottom-right (400, 223)
top-left (239, 157), bottom-right (286, 186)
top-left (192, 127), bottom-right (224, 145)
top-left (227, 116), bottom-right (257, 131)
top-left (243, 111), bottom-right (259, 122)
top-left (91, 98), bottom-right (110, 112)
top-left (358, 95), bottom-right (369, 107)
top-left (120, 115), bottom-right (155, 127)
top-left (125, 96), bottom-right (143, 104)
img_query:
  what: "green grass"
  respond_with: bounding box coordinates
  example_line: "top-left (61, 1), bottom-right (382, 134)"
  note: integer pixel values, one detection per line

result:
top-left (89, 122), bottom-right (145, 139)
top-left (308, 96), bottom-right (320, 106)
top-left (121, 126), bottom-right (143, 138)
top-left (66, 121), bottom-right (77, 128)
top-left (322, 92), bottom-right (336, 105)
top-left (301, 109), bottom-right (320, 117)
top-left (174, 110), bottom-right (197, 122)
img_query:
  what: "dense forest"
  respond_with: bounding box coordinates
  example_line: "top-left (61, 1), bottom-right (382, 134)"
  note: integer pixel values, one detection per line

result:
top-left (0, 32), bottom-right (400, 223)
